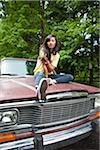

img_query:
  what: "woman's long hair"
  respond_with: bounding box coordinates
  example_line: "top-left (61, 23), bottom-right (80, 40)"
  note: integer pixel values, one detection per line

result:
top-left (39, 34), bottom-right (58, 61)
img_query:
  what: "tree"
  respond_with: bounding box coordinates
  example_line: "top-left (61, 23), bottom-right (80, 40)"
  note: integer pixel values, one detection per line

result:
top-left (0, 0), bottom-right (99, 86)
top-left (45, 0), bottom-right (99, 85)
top-left (0, 0), bottom-right (45, 58)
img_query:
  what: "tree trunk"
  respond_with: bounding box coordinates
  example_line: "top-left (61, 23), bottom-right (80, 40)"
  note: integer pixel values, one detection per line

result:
top-left (39, 0), bottom-right (45, 44)
top-left (89, 34), bottom-right (93, 85)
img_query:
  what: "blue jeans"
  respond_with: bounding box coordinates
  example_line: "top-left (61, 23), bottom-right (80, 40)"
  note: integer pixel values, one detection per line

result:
top-left (34, 72), bottom-right (45, 87)
top-left (49, 73), bottom-right (74, 83)
top-left (34, 72), bottom-right (74, 87)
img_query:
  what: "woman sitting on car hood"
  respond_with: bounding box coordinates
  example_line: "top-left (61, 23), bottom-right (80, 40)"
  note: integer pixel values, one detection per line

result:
top-left (34, 34), bottom-right (74, 101)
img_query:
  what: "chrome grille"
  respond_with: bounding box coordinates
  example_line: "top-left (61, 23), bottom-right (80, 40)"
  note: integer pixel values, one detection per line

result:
top-left (18, 106), bottom-right (41, 125)
top-left (17, 98), bottom-right (94, 125)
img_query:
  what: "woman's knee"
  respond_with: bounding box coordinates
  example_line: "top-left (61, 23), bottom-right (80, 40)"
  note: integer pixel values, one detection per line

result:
top-left (34, 72), bottom-right (45, 79)
top-left (34, 72), bottom-right (45, 86)
top-left (65, 74), bottom-right (74, 81)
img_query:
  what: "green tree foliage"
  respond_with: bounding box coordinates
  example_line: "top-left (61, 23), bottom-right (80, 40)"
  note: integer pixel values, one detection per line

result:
top-left (45, 0), bottom-right (99, 85)
top-left (0, 0), bottom-right (42, 58)
top-left (0, 0), bottom-right (99, 86)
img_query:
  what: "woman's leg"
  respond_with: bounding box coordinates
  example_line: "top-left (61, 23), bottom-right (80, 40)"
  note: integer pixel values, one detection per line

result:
top-left (34, 72), bottom-right (48, 100)
top-left (49, 73), bottom-right (74, 83)
top-left (34, 72), bottom-right (45, 88)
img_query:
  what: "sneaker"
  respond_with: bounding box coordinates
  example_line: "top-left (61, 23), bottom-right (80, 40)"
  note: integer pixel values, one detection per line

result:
top-left (47, 78), bottom-right (56, 85)
top-left (37, 78), bottom-right (48, 101)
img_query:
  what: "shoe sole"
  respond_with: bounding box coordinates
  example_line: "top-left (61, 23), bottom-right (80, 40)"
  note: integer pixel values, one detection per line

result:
top-left (38, 79), bottom-right (48, 100)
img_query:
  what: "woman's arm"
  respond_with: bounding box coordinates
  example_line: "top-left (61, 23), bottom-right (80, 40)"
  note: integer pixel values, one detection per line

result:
top-left (43, 57), bottom-right (55, 72)
top-left (43, 53), bottom-right (60, 72)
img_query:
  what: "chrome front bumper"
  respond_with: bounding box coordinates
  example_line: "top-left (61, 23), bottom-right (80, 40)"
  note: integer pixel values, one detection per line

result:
top-left (0, 122), bottom-right (92, 150)
top-left (0, 137), bottom-right (34, 150)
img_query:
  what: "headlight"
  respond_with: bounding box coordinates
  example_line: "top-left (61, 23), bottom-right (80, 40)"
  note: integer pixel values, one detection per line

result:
top-left (0, 109), bottom-right (19, 127)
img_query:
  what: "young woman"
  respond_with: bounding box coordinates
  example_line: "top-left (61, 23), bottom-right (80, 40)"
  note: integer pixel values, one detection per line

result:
top-left (34, 34), bottom-right (73, 101)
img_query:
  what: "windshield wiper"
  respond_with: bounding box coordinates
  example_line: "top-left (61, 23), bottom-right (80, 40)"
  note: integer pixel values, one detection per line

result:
top-left (1, 73), bottom-right (18, 76)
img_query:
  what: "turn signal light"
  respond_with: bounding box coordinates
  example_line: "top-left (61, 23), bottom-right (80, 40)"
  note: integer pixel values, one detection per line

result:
top-left (0, 133), bottom-right (16, 143)
top-left (89, 111), bottom-right (100, 120)
top-left (96, 112), bottom-right (100, 117)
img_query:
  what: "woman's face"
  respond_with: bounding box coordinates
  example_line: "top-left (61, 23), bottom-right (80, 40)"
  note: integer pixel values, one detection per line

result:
top-left (47, 37), bottom-right (56, 49)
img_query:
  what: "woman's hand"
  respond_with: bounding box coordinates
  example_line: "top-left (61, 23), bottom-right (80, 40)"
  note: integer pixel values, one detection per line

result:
top-left (43, 57), bottom-right (55, 72)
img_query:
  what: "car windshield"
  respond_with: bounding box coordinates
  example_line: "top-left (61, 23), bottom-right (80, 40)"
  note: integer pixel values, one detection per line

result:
top-left (1, 59), bottom-right (36, 76)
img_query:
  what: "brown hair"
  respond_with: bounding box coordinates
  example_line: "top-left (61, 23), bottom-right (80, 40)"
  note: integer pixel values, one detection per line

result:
top-left (39, 34), bottom-right (58, 61)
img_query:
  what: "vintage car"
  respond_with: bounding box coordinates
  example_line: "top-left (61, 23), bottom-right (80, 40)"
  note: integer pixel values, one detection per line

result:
top-left (0, 57), bottom-right (100, 150)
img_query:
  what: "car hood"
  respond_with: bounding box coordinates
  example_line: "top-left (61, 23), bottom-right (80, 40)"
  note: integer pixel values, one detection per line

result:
top-left (0, 76), bottom-right (100, 103)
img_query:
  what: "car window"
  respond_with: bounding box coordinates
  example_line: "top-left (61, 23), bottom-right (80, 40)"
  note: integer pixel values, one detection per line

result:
top-left (1, 59), bottom-right (36, 76)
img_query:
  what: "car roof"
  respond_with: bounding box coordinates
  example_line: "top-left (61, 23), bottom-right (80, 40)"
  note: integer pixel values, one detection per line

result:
top-left (1, 57), bottom-right (36, 62)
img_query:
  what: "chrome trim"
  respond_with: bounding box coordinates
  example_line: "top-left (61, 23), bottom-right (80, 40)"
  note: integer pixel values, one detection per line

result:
top-left (36, 117), bottom-right (91, 133)
top-left (89, 93), bottom-right (100, 107)
top-left (0, 101), bottom-right (39, 109)
top-left (43, 123), bottom-right (92, 145)
top-left (89, 93), bottom-right (100, 96)
top-left (45, 97), bottom-right (90, 105)
top-left (0, 137), bottom-right (34, 150)
top-left (0, 124), bottom-right (32, 133)
top-left (0, 122), bottom-right (92, 149)
top-left (46, 91), bottom-right (88, 100)
top-left (88, 93), bottom-right (100, 98)
top-left (0, 96), bottom-right (90, 109)
top-left (35, 114), bottom-right (89, 128)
